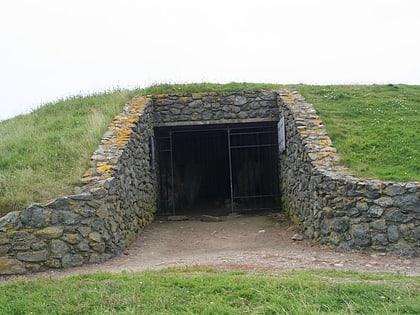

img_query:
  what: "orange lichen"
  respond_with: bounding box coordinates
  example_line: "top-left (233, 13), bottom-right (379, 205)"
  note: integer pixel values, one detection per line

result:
top-left (130, 98), bottom-right (146, 112)
top-left (115, 128), bottom-right (132, 138)
top-left (96, 163), bottom-right (113, 177)
top-left (82, 169), bottom-right (93, 178)
top-left (114, 138), bottom-right (129, 146)
top-left (319, 138), bottom-right (331, 146)
top-left (79, 97), bottom-right (150, 184)
top-left (103, 129), bottom-right (133, 148)
top-left (103, 140), bottom-right (112, 147)
top-left (310, 119), bottom-right (323, 126)
top-left (281, 92), bottom-right (297, 104)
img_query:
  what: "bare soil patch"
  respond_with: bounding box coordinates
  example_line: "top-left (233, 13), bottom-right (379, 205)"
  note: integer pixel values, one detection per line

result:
top-left (4, 213), bottom-right (420, 281)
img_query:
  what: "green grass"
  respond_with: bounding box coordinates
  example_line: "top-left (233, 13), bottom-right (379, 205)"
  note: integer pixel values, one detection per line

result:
top-left (296, 84), bottom-right (420, 181)
top-left (0, 90), bottom-right (138, 214)
top-left (0, 83), bottom-right (419, 216)
top-left (1, 268), bottom-right (418, 314)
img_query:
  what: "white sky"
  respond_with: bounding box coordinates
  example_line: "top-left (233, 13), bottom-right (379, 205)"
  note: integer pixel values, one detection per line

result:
top-left (0, 0), bottom-right (419, 121)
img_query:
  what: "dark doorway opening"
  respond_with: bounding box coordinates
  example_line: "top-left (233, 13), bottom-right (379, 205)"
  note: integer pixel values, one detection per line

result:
top-left (172, 129), bottom-right (230, 214)
top-left (155, 122), bottom-right (280, 215)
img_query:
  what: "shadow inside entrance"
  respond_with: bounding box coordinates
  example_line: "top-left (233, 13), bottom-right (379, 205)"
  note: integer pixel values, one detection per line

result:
top-left (155, 122), bottom-right (281, 216)
top-left (173, 201), bottom-right (232, 217)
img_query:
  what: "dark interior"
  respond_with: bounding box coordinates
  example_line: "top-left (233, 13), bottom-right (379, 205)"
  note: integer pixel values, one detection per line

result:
top-left (155, 123), bottom-right (280, 216)
top-left (172, 129), bottom-right (230, 214)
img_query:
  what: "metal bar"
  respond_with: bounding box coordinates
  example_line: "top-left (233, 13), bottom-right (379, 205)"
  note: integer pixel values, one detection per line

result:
top-left (230, 144), bottom-right (277, 149)
top-left (229, 123), bottom-right (275, 131)
top-left (169, 129), bottom-right (175, 216)
top-left (156, 123), bottom-right (276, 134)
top-left (274, 124), bottom-right (282, 202)
top-left (233, 194), bottom-right (281, 199)
top-left (164, 127), bottom-right (233, 134)
top-left (155, 122), bottom-right (281, 215)
top-left (227, 126), bottom-right (234, 214)
top-left (230, 130), bottom-right (276, 136)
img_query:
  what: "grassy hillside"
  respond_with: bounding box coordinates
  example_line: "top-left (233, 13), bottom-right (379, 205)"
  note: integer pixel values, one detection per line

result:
top-left (0, 90), bottom-right (138, 215)
top-left (297, 84), bottom-right (419, 181)
top-left (0, 83), bottom-right (419, 216)
top-left (1, 268), bottom-right (419, 314)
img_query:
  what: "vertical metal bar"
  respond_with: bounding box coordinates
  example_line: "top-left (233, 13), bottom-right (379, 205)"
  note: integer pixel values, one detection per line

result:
top-left (227, 126), bottom-right (234, 213)
top-left (274, 124), bottom-right (281, 204)
top-left (169, 129), bottom-right (175, 216)
top-left (256, 127), bottom-right (261, 209)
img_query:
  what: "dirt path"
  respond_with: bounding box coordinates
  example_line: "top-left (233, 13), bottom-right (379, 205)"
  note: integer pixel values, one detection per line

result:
top-left (4, 214), bottom-right (420, 280)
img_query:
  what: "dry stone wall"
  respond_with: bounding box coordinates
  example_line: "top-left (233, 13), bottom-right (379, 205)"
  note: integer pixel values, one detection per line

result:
top-left (279, 90), bottom-right (420, 256)
top-left (0, 97), bottom-right (156, 275)
top-left (153, 90), bottom-right (279, 126)
top-left (0, 91), bottom-right (280, 276)
top-left (1, 89), bottom-right (419, 276)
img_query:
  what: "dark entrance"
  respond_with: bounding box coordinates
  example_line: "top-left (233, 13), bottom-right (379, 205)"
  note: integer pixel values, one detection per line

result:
top-left (155, 122), bottom-right (280, 215)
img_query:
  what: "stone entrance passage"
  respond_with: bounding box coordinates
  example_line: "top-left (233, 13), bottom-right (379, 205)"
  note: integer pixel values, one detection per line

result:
top-left (155, 122), bottom-right (281, 215)
top-left (2, 90), bottom-right (418, 276)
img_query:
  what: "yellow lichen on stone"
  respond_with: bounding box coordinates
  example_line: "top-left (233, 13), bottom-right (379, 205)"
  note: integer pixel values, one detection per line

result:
top-left (112, 115), bottom-right (123, 124)
top-left (297, 129), bottom-right (308, 137)
top-left (96, 163), bottom-right (113, 178)
top-left (123, 117), bottom-right (138, 125)
top-left (115, 128), bottom-right (132, 138)
top-left (82, 169), bottom-right (93, 178)
top-left (111, 128), bottom-right (132, 147)
top-left (319, 138), bottom-right (331, 146)
top-left (311, 119), bottom-right (323, 126)
top-left (129, 98), bottom-right (146, 113)
top-left (114, 138), bottom-right (128, 146)
top-left (281, 92), bottom-right (297, 104)
top-left (103, 140), bottom-right (112, 147)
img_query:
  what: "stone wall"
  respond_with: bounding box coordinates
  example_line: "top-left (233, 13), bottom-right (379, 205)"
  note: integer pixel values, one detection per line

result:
top-left (279, 90), bottom-right (420, 256)
top-left (153, 90), bottom-right (279, 126)
top-left (1, 89), bottom-right (419, 275)
top-left (0, 97), bottom-right (157, 275)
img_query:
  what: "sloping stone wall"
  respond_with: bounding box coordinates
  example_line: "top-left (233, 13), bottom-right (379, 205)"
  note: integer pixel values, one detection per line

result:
top-left (279, 90), bottom-right (420, 256)
top-left (0, 97), bottom-right (156, 275)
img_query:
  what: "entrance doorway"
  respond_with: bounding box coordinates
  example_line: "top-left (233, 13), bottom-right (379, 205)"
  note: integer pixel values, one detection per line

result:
top-left (155, 122), bottom-right (280, 215)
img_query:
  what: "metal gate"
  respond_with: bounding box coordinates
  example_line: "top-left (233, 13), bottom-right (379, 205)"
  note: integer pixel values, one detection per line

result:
top-left (155, 122), bottom-right (280, 215)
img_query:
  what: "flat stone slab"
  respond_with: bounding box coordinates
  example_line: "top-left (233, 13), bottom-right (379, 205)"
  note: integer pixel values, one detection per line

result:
top-left (291, 233), bottom-right (304, 241)
top-left (168, 215), bottom-right (189, 221)
top-left (200, 215), bottom-right (225, 222)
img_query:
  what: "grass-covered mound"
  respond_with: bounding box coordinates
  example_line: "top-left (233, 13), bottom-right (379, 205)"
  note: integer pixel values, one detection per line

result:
top-left (299, 84), bottom-right (419, 181)
top-left (0, 83), bottom-right (419, 216)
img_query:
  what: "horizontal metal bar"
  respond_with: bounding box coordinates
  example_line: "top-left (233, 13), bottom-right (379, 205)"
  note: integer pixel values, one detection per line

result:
top-left (228, 123), bottom-right (277, 131)
top-left (157, 127), bottom-right (228, 134)
top-left (153, 118), bottom-right (278, 128)
top-left (233, 194), bottom-right (281, 199)
top-left (230, 143), bottom-right (277, 149)
top-left (230, 130), bottom-right (276, 136)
